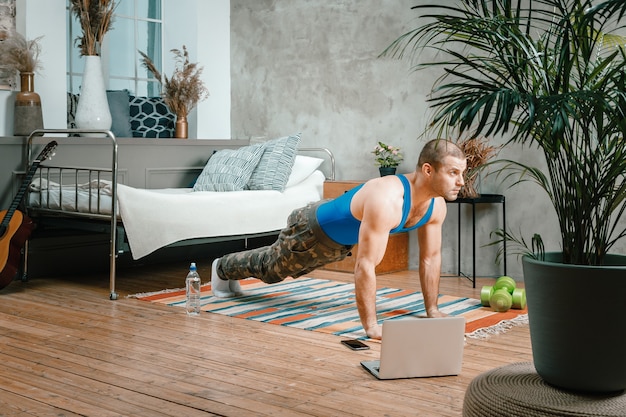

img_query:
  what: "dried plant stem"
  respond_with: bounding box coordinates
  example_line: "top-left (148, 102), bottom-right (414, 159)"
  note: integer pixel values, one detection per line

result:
top-left (456, 135), bottom-right (498, 198)
top-left (140, 46), bottom-right (209, 118)
top-left (69, 0), bottom-right (116, 56)
top-left (0, 31), bottom-right (43, 74)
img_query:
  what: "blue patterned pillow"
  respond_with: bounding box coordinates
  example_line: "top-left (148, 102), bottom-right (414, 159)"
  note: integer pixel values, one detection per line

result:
top-left (193, 143), bottom-right (266, 192)
top-left (247, 134), bottom-right (301, 191)
top-left (106, 90), bottom-right (133, 138)
top-left (129, 96), bottom-right (175, 138)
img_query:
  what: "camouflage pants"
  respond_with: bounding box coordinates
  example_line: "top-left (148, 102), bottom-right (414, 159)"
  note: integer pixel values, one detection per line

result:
top-left (216, 201), bottom-right (354, 284)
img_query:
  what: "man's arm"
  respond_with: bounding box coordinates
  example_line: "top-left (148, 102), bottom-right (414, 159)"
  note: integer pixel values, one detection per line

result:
top-left (351, 181), bottom-right (404, 340)
top-left (353, 226), bottom-right (389, 340)
top-left (417, 198), bottom-right (447, 317)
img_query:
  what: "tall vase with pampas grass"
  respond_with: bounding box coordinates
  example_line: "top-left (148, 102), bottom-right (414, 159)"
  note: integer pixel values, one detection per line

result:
top-left (0, 31), bottom-right (44, 136)
top-left (140, 46), bottom-right (209, 139)
top-left (69, 0), bottom-right (116, 136)
top-left (75, 54), bottom-right (112, 136)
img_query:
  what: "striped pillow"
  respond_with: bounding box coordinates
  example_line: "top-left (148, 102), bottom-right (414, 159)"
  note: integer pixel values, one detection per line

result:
top-left (193, 143), bottom-right (265, 192)
top-left (247, 134), bottom-right (301, 191)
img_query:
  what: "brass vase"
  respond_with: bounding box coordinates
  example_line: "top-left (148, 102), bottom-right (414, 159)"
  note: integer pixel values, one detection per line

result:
top-left (175, 115), bottom-right (188, 139)
top-left (14, 72), bottom-right (44, 136)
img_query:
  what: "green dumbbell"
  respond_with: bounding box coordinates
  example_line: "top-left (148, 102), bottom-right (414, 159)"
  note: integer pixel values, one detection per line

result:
top-left (489, 288), bottom-right (513, 312)
top-left (494, 275), bottom-right (516, 294)
top-left (512, 288), bottom-right (526, 309)
top-left (480, 285), bottom-right (494, 307)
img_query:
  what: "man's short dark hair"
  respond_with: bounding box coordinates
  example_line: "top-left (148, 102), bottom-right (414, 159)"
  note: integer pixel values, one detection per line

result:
top-left (418, 139), bottom-right (465, 169)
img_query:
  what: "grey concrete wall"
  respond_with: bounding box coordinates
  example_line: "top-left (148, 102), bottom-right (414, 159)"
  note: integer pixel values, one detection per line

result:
top-left (229, 0), bottom-right (589, 280)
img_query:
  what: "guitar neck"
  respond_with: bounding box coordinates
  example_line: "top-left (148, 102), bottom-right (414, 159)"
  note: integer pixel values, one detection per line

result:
top-left (0, 163), bottom-right (41, 230)
top-left (0, 140), bottom-right (57, 231)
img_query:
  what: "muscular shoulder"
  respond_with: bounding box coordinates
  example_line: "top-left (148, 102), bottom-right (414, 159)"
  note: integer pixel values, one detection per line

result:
top-left (365, 175), bottom-right (402, 191)
top-left (429, 197), bottom-right (448, 224)
top-left (351, 176), bottom-right (404, 226)
top-left (358, 176), bottom-right (404, 207)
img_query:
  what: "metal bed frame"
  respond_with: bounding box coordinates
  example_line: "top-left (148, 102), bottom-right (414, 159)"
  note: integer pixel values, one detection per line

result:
top-left (25, 129), bottom-right (335, 300)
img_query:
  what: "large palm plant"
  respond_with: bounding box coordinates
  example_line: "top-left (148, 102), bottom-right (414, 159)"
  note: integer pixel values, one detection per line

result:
top-left (383, 0), bottom-right (626, 265)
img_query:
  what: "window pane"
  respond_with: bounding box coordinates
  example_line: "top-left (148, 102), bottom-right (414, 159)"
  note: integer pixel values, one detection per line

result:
top-left (66, 10), bottom-right (72, 71)
top-left (137, 0), bottom-right (161, 20)
top-left (69, 47), bottom-right (83, 73)
top-left (68, 2), bottom-right (84, 95)
top-left (137, 20), bottom-right (162, 78)
top-left (135, 80), bottom-right (161, 97)
top-left (70, 51), bottom-right (84, 74)
top-left (115, 0), bottom-right (134, 18)
top-left (108, 17), bottom-right (135, 78)
top-left (109, 78), bottom-right (136, 93)
top-left (71, 75), bottom-right (83, 94)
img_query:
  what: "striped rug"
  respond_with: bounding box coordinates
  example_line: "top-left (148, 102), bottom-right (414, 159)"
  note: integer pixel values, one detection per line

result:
top-left (132, 277), bottom-right (527, 340)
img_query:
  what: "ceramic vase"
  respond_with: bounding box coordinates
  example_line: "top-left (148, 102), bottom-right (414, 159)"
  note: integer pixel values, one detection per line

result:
top-left (379, 167), bottom-right (396, 177)
top-left (74, 56), bottom-right (112, 136)
top-left (175, 115), bottom-right (188, 139)
top-left (13, 72), bottom-right (44, 136)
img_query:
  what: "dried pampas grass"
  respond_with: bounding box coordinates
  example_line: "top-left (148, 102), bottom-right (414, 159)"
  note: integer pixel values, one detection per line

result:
top-left (456, 135), bottom-right (499, 198)
top-left (0, 31), bottom-right (43, 73)
top-left (140, 46), bottom-right (209, 118)
top-left (69, 0), bottom-right (116, 56)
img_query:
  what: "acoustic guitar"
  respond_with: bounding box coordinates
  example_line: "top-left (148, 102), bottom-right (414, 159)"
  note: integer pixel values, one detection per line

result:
top-left (0, 141), bottom-right (58, 289)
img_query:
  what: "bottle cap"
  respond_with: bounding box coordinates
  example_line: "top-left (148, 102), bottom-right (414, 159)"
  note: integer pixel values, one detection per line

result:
top-left (190, 262), bottom-right (197, 270)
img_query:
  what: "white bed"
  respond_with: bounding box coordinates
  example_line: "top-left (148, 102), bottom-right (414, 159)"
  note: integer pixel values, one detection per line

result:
top-left (25, 130), bottom-right (334, 299)
top-left (28, 170), bottom-right (324, 260)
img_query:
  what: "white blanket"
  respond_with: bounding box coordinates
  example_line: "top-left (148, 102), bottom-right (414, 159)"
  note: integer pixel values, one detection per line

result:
top-left (117, 170), bottom-right (325, 259)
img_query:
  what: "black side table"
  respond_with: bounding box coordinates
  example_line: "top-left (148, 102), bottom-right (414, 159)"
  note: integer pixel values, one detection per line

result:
top-left (448, 193), bottom-right (506, 287)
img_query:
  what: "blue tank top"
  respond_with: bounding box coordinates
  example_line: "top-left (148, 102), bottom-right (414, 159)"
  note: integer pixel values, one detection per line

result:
top-left (316, 175), bottom-right (435, 245)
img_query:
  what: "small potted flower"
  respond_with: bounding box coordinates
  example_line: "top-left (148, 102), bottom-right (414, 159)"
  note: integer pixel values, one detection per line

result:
top-left (372, 141), bottom-right (403, 176)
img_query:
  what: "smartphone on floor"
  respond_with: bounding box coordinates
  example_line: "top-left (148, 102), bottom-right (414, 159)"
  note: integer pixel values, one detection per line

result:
top-left (341, 339), bottom-right (370, 350)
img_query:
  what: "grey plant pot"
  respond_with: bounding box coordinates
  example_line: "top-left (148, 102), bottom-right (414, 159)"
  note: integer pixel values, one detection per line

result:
top-left (522, 253), bottom-right (626, 393)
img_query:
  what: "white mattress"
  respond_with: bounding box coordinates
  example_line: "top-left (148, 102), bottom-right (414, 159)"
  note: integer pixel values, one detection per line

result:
top-left (28, 171), bottom-right (325, 260)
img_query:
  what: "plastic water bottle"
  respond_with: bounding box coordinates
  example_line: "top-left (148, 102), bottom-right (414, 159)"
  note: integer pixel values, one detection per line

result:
top-left (186, 262), bottom-right (201, 316)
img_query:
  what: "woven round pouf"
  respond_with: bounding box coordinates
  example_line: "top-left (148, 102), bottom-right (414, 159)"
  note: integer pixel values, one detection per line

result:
top-left (463, 362), bottom-right (626, 417)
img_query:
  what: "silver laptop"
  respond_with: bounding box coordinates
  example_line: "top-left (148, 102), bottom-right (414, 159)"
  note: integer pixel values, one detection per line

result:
top-left (361, 316), bottom-right (465, 380)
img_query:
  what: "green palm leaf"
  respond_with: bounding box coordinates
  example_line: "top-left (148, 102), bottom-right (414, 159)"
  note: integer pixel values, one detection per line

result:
top-left (382, 0), bottom-right (626, 265)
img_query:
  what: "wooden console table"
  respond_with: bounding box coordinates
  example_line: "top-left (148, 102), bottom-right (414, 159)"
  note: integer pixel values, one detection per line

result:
top-left (448, 193), bottom-right (507, 287)
top-left (320, 180), bottom-right (408, 274)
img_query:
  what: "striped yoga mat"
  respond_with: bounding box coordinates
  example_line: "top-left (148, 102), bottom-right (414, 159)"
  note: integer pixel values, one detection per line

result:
top-left (133, 277), bottom-right (527, 340)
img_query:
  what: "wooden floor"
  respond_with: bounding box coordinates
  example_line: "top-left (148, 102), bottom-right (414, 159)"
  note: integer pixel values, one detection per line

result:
top-left (0, 261), bottom-right (532, 417)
